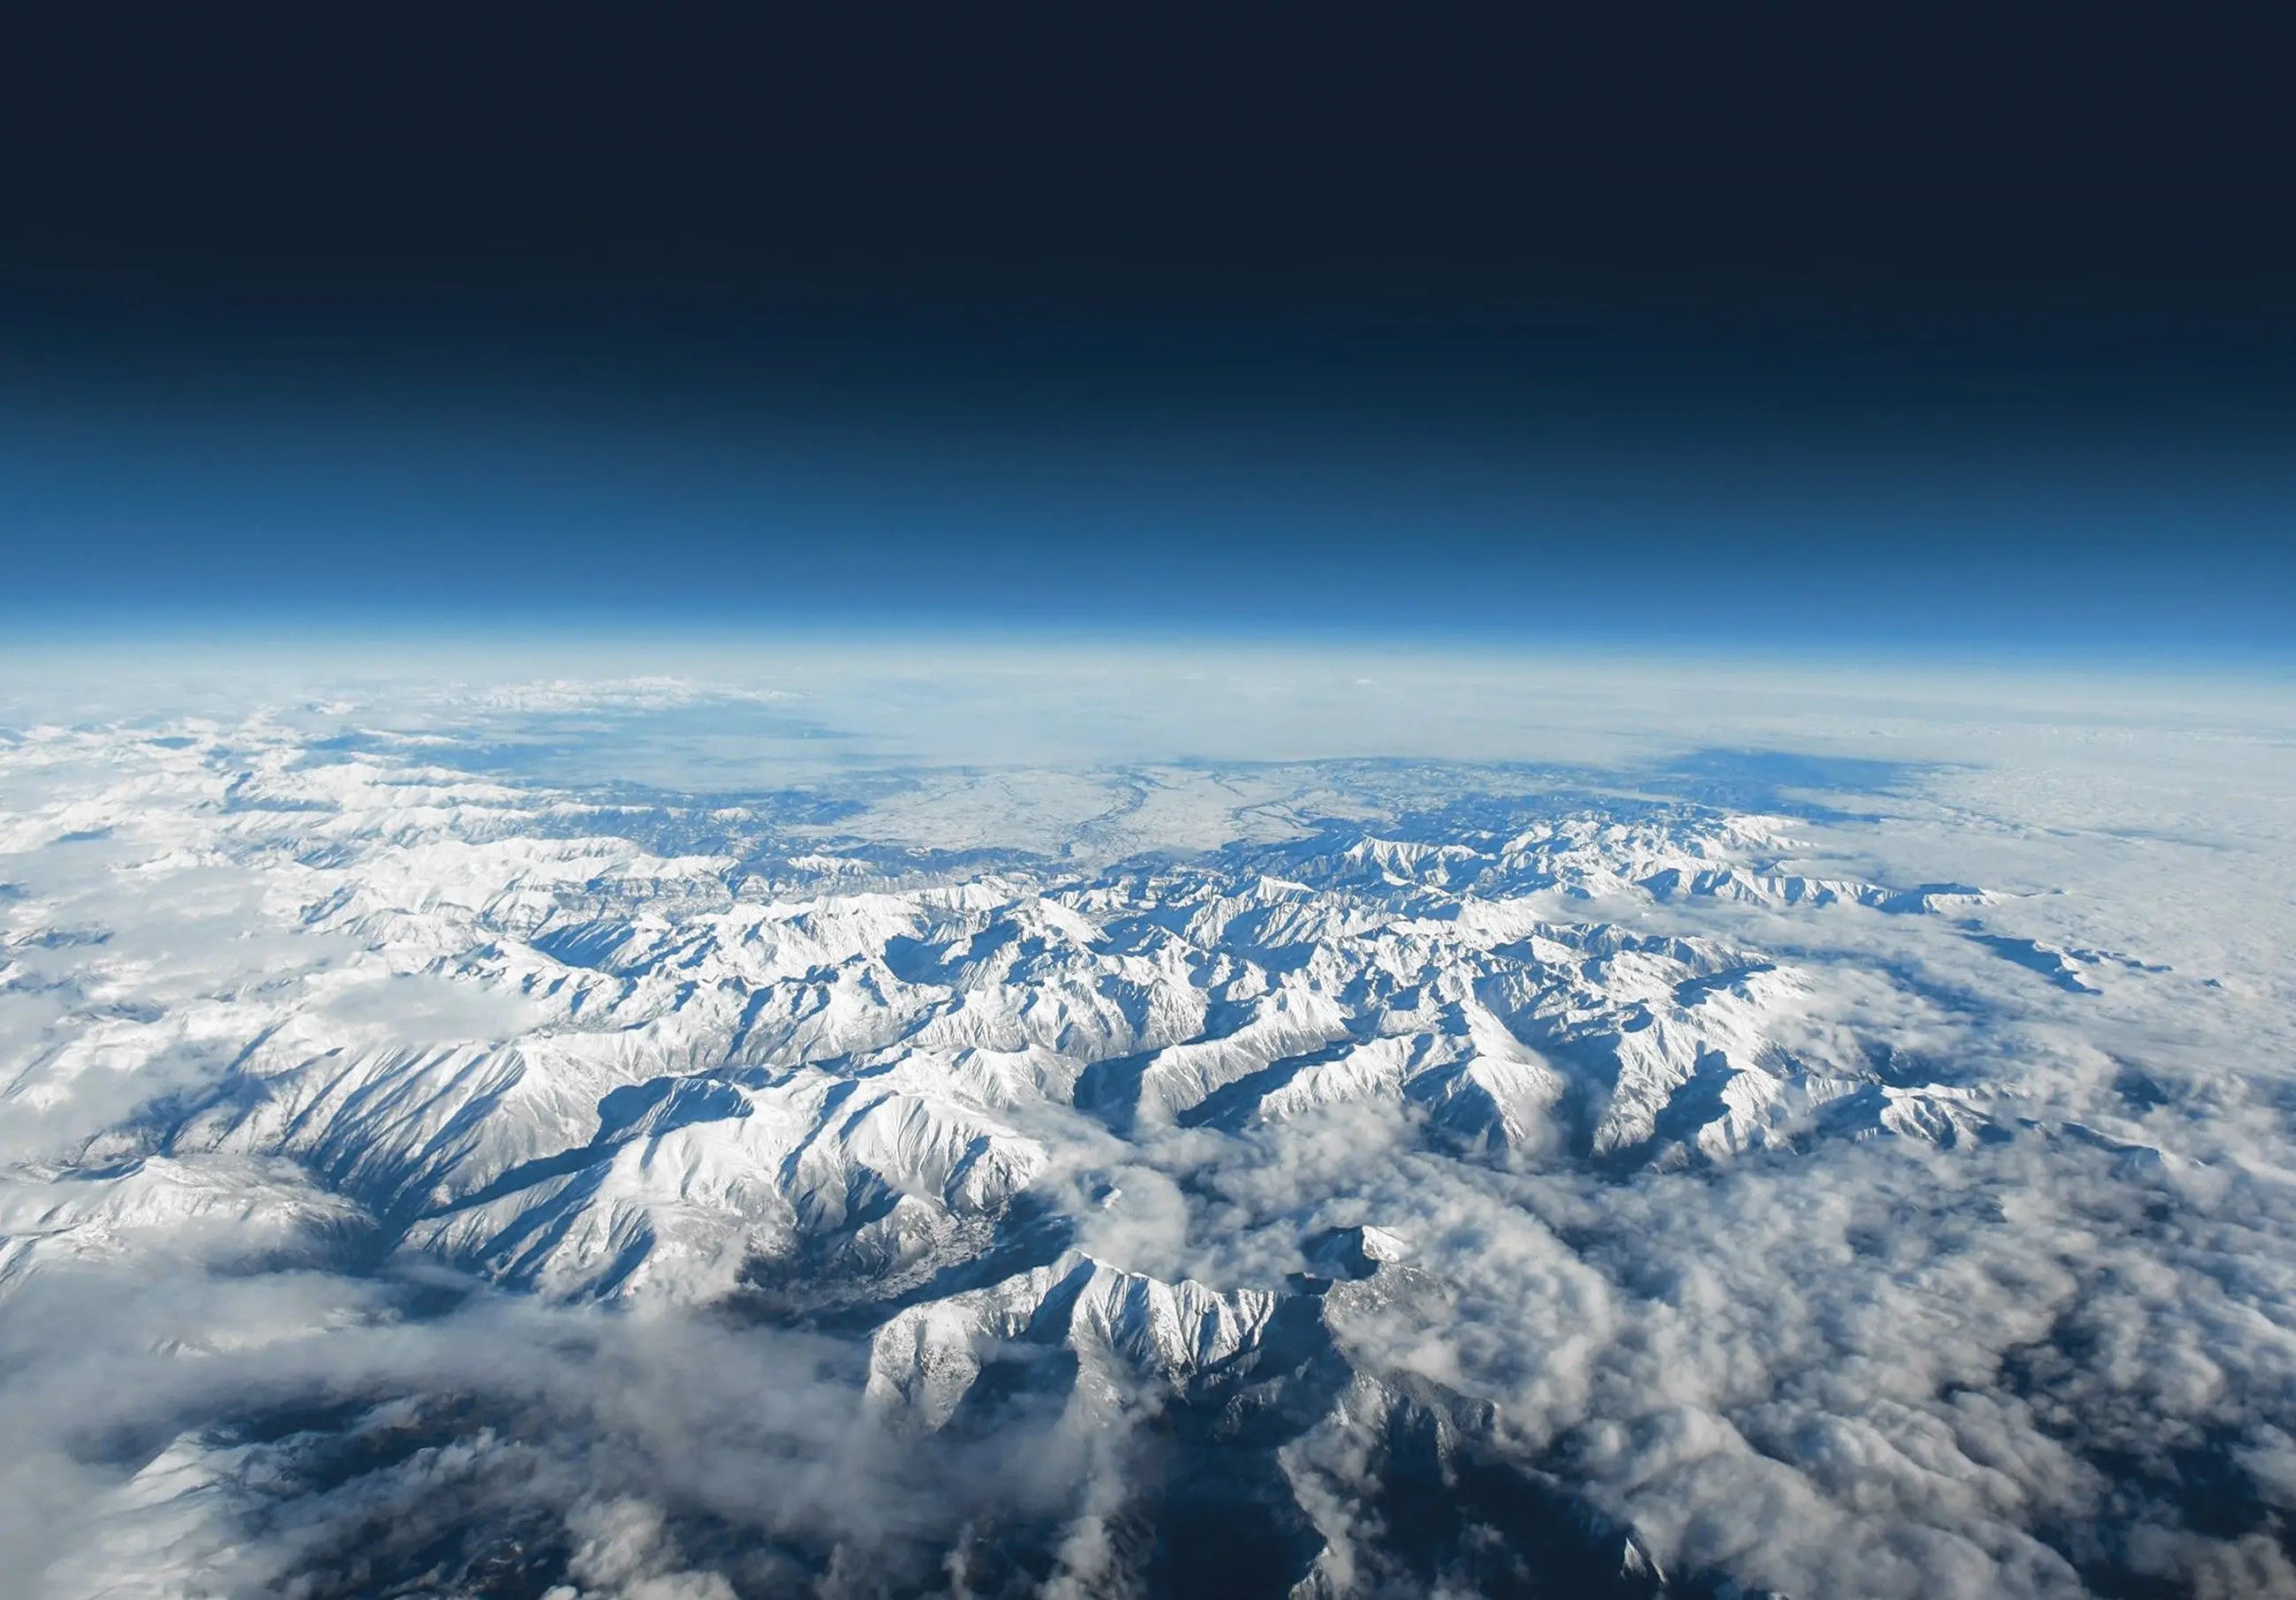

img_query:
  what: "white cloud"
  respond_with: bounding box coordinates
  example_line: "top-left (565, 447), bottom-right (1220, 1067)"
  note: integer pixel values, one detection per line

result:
top-left (2, 653), bottom-right (2293, 1596)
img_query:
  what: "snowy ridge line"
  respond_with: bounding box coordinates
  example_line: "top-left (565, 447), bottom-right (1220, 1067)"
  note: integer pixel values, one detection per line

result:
top-left (0, 718), bottom-right (2049, 1312)
top-left (3, 706), bottom-right (2241, 1600)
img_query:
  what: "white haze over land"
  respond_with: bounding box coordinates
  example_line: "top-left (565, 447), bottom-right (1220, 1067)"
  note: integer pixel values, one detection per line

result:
top-left (2, 639), bottom-right (2294, 1599)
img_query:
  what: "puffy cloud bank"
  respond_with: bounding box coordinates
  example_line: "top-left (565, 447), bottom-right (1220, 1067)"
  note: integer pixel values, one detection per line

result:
top-left (2, 660), bottom-right (2293, 1598)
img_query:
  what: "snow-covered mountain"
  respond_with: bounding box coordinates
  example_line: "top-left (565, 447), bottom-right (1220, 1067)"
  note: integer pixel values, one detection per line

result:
top-left (2, 688), bottom-right (2285, 1600)
top-left (4, 725), bottom-right (1997, 1308)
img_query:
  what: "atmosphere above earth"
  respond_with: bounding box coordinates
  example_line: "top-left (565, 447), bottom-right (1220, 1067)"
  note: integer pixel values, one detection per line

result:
top-left (4, 11), bottom-right (2295, 1600)
top-left (8, 230), bottom-right (2294, 658)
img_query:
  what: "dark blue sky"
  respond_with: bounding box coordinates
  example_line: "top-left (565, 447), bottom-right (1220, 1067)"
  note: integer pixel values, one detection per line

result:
top-left (3, 13), bottom-right (2292, 662)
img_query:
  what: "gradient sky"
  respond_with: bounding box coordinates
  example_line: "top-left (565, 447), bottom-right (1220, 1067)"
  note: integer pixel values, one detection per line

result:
top-left (4, 13), bottom-right (2292, 663)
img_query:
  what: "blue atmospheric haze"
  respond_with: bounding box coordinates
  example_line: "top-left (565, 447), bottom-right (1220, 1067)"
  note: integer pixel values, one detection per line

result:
top-left (2, 285), bottom-right (2291, 662)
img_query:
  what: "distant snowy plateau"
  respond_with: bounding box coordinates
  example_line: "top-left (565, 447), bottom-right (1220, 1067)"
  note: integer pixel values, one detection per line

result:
top-left (4, 676), bottom-right (2295, 1600)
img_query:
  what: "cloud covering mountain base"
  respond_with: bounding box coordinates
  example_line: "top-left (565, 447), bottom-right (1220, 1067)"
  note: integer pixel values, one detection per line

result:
top-left (3, 656), bottom-right (2293, 1599)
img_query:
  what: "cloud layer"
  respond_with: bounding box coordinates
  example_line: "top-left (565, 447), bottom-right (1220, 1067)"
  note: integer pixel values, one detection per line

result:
top-left (3, 662), bottom-right (2293, 1598)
